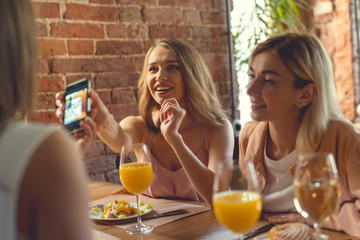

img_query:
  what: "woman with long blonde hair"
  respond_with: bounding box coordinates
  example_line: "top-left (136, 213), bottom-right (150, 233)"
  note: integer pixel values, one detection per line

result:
top-left (239, 32), bottom-right (360, 237)
top-left (56, 38), bottom-right (234, 206)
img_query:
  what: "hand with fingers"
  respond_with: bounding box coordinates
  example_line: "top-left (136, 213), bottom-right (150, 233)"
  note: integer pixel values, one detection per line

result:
top-left (55, 89), bottom-right (106, 155)
top-left (262, 212), bottom-right (307, 225)
top-left (159, 98), bottom-right (186, 144)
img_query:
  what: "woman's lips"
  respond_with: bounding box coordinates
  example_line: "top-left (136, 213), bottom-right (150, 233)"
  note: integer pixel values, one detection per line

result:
top-left (251, 103), bottom-right (266, 110)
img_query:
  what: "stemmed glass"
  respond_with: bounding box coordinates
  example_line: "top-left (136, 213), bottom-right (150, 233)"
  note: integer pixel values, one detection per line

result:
top-left (213, 160), bottom-right (262, 240)
top-left (293, 152), bottom-right (340, 240)
top-left (119, 143), bottom-right (153, 234)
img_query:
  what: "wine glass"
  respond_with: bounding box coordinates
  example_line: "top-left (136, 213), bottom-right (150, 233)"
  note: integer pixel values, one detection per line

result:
top-left (213, 160), bottom-right (262, 239)
top-left (293, 152), bottom-right (340, 240)
top-left (119, 143), bottom-right (153, 234)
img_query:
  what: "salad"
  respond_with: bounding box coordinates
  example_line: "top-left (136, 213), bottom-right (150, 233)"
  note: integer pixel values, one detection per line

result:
top-left (89, 200), bottom-right (152, 219)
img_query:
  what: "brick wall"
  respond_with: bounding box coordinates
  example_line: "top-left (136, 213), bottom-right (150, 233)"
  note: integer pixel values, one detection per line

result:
top-left (31, 0), bottom-right (234, 183)
top-left (313, 0), bottom-right (356, 121)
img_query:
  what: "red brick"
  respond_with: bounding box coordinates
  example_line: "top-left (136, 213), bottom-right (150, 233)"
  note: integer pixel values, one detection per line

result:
top-left (32, 2), bottom-right (60, 19)
top-left (149, 25), bottom-right (190, 38)
top-left (106, 24), bottom-right (129, 38)
top-left (33, 111), bottom-right (58, 123)
top-left (37, 58), bottom-right (50, 74)
top-left (65, 4), bottom-right (117, 22)
top-left (36, 93), bottom-right (56, 109)
top-left (83, 140), bottom-right (107, 159)
top-left (201, 11), bottom-right (226, 25)
top-left (85, 153), bottom-right (114, 172)
top-left (108, 104), bottom-right (139, 122)
top-left (116, 0), bottom-right (156, 5)
top-left (96, 90), bottom-right (112, 104)
top-left (192, 26), bottom-right (227, 39)
top-left (94, 73), bottom-right (139, 89)
top-left (183, 10), bottom-right (201, 23)
top-left (143, 8), bottom-right (182, 23)
top-left (212, 0), bottom-right (226, 10)
top-left (96, 40), bottom-right (143, 55)
top-left (179, 0), bottom-right (212, 8)
top-left (37, 39), bottom-right (66, 56)
top-left (37, 76), bottom-right (64, 92)
top-left (52, 58), bottom-right (129, 73)
top-left (159, 0), bottom-right (177, 6)
top-left (107, 24), bottom-right (148, 38)
top-left (118, 7), bottom-right (143, 22)
top-left (36, 21), bottom-right (47, 37)
top-left (90, 0), bottom-right (115, 4)
top-left (50, 23), bottom-right (105, 38)
top-left (112, 88), bottom-right (137, 104)
top-left (129, 25), bottom-right (148, 38)
top-left (68, 40), bottom-right (94, 55)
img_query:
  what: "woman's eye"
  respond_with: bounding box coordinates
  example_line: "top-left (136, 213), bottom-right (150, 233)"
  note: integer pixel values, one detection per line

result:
top-left (149, 67), bottom-right (157, 72)
top-left (168, 65), bottom-right (179, 70)
top-left (248, 73), bottom-right (255, 79)
top-left (264, 79), bottom-right (272, 83)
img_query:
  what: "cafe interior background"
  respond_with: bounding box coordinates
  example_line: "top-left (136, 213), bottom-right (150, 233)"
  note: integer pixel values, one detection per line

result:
top-left (31, 0), bottom-right (360, 183)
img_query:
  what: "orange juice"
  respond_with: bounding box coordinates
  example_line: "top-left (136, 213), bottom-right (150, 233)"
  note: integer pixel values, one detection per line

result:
top-left (120, 162), bottom-right (153, 195)
top-left (213, 190), bottom-right (262, 233)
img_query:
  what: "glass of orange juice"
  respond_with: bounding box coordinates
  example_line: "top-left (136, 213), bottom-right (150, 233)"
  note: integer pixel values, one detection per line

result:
top-left (213, 161), bottom-right (262, 239)
top-left (119, 143), bottom-right (153, 234)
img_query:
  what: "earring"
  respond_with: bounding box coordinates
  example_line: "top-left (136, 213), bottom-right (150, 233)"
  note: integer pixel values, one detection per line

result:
top-left (297, 102), bottom-right (305, 107)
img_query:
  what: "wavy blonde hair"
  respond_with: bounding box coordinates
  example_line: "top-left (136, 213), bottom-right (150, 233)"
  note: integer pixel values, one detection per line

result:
top-left (0, 0), bottom-right (37, 132)
top-left (138, 38), bottom-right (227, 132)
top-left (249, 32), bottom-right (341, 153)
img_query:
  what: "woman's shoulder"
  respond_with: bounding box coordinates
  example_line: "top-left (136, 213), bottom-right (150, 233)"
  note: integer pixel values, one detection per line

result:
top-left (327, 116), bottom-right (360, 142)
top-left (239, 121), bottom-right (267, 138)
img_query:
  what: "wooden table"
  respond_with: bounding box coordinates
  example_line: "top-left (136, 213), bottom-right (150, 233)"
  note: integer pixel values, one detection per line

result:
top-left (89, 181), bottom-right (359, 240)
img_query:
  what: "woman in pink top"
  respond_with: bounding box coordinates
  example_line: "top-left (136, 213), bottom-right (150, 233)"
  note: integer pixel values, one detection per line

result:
top-left (239, 32), bottom-right (360, 237)
top-left (56, 39), bottom-right (234, 206)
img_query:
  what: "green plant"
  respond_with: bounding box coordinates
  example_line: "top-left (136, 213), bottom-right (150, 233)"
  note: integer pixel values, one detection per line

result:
top-left (233, 0), bottom-right (309, 73)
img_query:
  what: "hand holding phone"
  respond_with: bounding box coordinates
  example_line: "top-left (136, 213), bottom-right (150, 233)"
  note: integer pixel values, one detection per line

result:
top-left (63, 78), bottom-right (91, 133)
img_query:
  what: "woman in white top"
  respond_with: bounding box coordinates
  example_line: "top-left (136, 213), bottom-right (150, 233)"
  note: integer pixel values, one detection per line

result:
top-left (0, 0), bottom-right (94, 239)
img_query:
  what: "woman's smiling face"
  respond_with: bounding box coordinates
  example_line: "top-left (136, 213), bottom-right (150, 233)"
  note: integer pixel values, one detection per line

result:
top-left (146, 46), bottom-right (185, 105)
top-left (247, 50), bottom-right (303, 124)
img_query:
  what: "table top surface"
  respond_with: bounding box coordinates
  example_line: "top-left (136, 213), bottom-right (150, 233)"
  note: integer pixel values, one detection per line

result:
top-left (89, 180), bottom-right (359, 240)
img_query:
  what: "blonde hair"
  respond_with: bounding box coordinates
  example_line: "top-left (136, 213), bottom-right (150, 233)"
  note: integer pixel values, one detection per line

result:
top-left (249, 32), bottom-right (341, 153)
top-left (0, 0), bottom-right (37, 132)
top-left (138, 38), bottom-right (227, 132)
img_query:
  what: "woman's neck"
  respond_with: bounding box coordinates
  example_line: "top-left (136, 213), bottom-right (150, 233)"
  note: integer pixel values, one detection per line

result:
top-left (266, 121), bottom-right (300, 160)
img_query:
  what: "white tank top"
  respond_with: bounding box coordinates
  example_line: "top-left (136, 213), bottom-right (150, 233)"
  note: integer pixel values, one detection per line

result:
top-left (0, 121), bottom-right (57, 239)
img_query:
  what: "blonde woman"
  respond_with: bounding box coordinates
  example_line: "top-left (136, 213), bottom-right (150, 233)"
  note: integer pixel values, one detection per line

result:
top-left (239, 32), bottom-right (360, 237)
top-left (56, 39), bottom-right (234, 206)
top-left (0, 0), bottom-right (93, 239)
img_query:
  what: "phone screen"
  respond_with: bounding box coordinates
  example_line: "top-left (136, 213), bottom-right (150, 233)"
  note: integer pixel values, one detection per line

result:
top-left (63, 78), bottom-right (90, 133)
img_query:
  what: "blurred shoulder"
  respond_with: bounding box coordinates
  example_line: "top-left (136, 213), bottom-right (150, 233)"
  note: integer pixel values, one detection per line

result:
top-left (206, 118), bottom-right (233, 138)
top-left (327, 116), bottom-right (360, 142)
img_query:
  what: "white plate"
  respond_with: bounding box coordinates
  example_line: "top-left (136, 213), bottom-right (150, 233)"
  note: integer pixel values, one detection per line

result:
top-left (89, 202), bottom-right (152, 221)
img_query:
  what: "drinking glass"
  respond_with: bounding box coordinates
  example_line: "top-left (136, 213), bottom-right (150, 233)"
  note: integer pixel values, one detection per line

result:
top-left (213, 160), bottom-right (262, 240)
top-left (294, 152), bottom-right (340, 240)
top-left (119, 143), bottom-right (153, 234)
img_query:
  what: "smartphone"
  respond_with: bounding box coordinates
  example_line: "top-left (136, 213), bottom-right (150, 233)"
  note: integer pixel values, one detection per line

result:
top-left (63, 78), bottom-right (91, 133)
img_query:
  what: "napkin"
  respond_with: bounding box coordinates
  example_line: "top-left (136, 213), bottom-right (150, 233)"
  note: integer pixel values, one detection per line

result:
top-left (90, 192), bottom-right (211, 229)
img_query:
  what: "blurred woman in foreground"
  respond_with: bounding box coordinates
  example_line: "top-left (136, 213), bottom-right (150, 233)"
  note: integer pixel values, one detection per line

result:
top-left (0, 0), bottom-right (92, 239)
